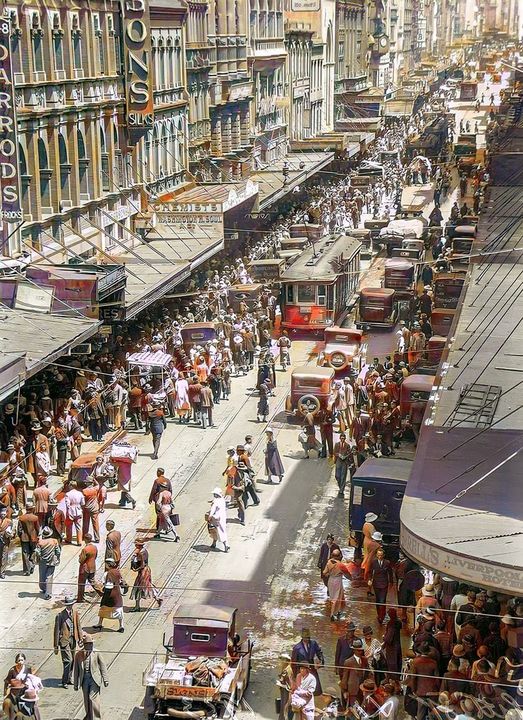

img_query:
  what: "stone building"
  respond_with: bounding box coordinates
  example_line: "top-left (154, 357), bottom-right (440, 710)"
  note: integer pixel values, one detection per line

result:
top-left (10, 0), bottom-right (139, 261)
top-left (333, 0), bottom-right (369, 121)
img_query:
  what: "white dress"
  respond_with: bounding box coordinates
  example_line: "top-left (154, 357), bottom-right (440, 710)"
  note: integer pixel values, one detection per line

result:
top-left (292, 673), bottom-right (316, 720)
top-left (208, 497), bottom-right (228, 543)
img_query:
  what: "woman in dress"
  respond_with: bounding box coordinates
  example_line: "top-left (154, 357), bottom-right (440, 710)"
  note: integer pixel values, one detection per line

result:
top-left (322, 549), bottom-right (353, 621)
top-left (300, 412), bottom-right (321, 458)
top-left (207, 487), bottom-right (229, 552)
top-left (264, 428), bottom-right (284, 483)
top-left (94, 558), bottom-right (127, 632)
top-left (3, 653), bottom-right (28, 693)
top-left (382, 607), bottom-right (403, 678)
top-left (130, 539), bottom-right (162, 611)
top-left (317, 534), bottom-right (341, 587)
top-left (174, 373), bottom-right (190, 424)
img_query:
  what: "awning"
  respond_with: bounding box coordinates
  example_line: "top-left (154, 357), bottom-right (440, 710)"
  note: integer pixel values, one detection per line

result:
top-left (127, 350), bottom-right (173, 368)
top-left (384, 99), bottom-right (415, 117)
top-left (165, 180), bottom-right (259, 213)
top-left (0, 354), bottom-right (27, 403)
top-left (0, 308), bottom-right (100, 386)
top-left (251, 151), bottom-right (335, 211)
top-left (120, 223), bottom-right (223, 319)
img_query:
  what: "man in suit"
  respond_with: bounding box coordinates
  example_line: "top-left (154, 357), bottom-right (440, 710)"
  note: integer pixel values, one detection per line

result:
top-left (332, 433), bottom-right (355, 497)
top-left (17, 499), bottom-right (40, 575)
top-left (77, 534), bottom-right (102, 603)
top-left (54, 595), bottom-right (82, 688)
top-left (340, 638), bottom-right (369, 708)
top-left (104, 520), bottom-right (121, 565)
top-left (73, 633), bottom-right (109, 720)
top-left (290, 628), bottom-right (324, 695)
top-left (334, 621), bottom-right (356, 678)
top-left (407, 641), bottom-right (440, 718)
top-left (368, 547), bottom-right (393, 623)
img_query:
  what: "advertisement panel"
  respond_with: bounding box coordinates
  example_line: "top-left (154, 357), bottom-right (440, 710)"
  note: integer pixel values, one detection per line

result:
top-left (0, 12), bottom-right (22, 253)
top-left (26, 267), bottom-right (99, 318)
top-left (122, 0), bottom-right (154, 145)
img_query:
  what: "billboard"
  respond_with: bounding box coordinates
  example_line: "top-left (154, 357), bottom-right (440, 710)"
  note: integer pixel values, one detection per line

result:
top-left (0, 12), bottom-right (22, 253)
top-left (122, 0), bottom-right (154, 145)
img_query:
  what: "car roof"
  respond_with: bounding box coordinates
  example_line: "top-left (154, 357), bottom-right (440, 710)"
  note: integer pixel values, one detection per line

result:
top-left (402, 374), bottom-right (435, 391)
top-left (292, 365), bottom-right (335, 379)
top-left (173, 604), bottom-right (236, 626)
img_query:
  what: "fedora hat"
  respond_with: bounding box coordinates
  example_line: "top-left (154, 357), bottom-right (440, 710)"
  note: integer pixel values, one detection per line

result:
top-left (422, 584), bottom-right (435, 596)
top-left (64, 595), bottom-right (76, 605)
top-left (4, 403), bottom-right (15, 414)
top-left (365, 512), bottom-right (378, 523)
top-left (351, 638), bottom-right (364, 650)
top-left (360, 679), bottom-right (377, 693)
top-left (452, 644), bottom-right (466, 658)
top-left (41, 527), bottom-right (53, 538)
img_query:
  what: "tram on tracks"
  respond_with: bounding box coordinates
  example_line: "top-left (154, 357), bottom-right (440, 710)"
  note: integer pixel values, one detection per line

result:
top-left (280, 234), bottom-right (362, 333)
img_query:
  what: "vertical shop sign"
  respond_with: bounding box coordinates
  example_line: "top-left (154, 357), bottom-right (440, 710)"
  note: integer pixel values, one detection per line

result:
top-left (122, 0), bottom-right (154, 144)
top-left (0, 12), bottom-right (22, 252)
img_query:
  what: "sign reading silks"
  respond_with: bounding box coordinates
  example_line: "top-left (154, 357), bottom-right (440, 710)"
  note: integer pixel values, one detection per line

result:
top-left (0, 12), bottom-right (22, 251)
top-left (122, 0), bottom-right (154, 145)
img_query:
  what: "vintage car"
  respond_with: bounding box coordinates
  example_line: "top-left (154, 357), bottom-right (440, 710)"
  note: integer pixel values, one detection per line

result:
top-left (285, 366), bottom-right (335, 417)
top-left (226, 284), bottom-right (263, 313)
top-left (391, 238), bottom-right (425, 263)
top-left (349, 457), bottom-right (413, 555)
top-left (433, 273), bottom-right (465, 309)
top-left (384, 258), bottom-right (415, 300)
top-left (415, 335), bottom-right (447, 373)
top-left (143, 605), bottom-right (252, 720)
top-left (450, 237), bottom-right (473, 266)
top-left (289, 223), bottom-right (323, 242)
top-left (400, 374), bottom-right (435, 417)
top-left (431, 307), bottom-right (456, 337)
top-left (357, 288), bottom-right (397, 329)
top-left (248, 258), bottom-right (286, 283)
top-left (181, 322), bottom-right (217, 351)
top-left (317, 326), bottom-right (367, 373)
top-left (280, 236), bottom-right (309, 251)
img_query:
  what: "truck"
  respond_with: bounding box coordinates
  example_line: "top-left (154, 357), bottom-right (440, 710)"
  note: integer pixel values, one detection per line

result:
top-left (143, 605), bottom-right (253, 720)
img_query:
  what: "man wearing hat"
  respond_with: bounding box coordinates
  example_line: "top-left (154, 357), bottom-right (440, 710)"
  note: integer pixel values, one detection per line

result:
top-left (291, 629), bottom-right (324, 695)
top-left (407, 642), bottom-right (440, 717)
top-left (36, 527), bottom-right (61, 599)
top-left (332, 433), bottom-right (354, 497)
top-left (334, 622), bottom-right (356, 678)
top-left (33, 479), bottom-right (51, 528)
top-left (359, 678), bottom-right (381, 716)
top-left (340, 638), bottom-right (369, 708)
top-left (73, 633), bottom-right (108, 720)
top-left (77, 534), bottom-right (102, 603)
top-left (17, 499), bottom-right (40, 575)
top-left (54, 596), bottom-right (82, 688)
top-left (368, 547), bottom-right (393, 624)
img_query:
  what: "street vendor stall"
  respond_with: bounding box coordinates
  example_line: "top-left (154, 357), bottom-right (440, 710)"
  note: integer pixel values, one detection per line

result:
top-left (127, 350), bottom-right (174, 390)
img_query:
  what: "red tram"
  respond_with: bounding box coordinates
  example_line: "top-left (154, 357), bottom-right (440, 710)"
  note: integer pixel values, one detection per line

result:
top-left (280, 234), bottom-right (361, 332)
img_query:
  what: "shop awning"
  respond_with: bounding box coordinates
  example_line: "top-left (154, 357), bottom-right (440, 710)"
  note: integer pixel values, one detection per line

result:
top-left (251, 151), bottom-right (335, 211)
top-left (120, 223), bottom-right (223, 319)
top-left (384, 99), bottom-right (415, 117)
top-left (165, 180), bottom-right (259, 212)
top-left (0, 308), bottom-right (100, 386)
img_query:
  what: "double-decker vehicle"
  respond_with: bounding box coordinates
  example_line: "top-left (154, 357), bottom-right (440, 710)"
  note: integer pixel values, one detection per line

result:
top-left (280, 234), bottom-right (361, 332)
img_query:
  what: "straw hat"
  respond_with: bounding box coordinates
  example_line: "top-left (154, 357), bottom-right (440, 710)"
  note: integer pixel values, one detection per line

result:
top-left (365, 512), bottom-right (378, 523)
top-left (422, 584), bottom-right (435, 596)
top-left (360, 679), bottom-right (377, 693)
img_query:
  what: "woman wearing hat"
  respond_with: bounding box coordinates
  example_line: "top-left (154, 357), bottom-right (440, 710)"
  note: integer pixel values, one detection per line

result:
top-left (361, 531), bottom-right (382, 585)
top-left (35, 527), bottom-right (61, 599)
top-left (207, 488), bottom-right (229, 552)
top-left (130, 539), bottom-right (162, 612)
top-left (94, 559), bottom-right (127, 633)
top-left (264, 428), bottom-right (284, 483)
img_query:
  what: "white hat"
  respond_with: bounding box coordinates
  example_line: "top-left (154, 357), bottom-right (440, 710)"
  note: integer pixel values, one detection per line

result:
top-left (265, 426), bottom-right (274, 434)
top-left (371, 531), bottom-right (383, 541)
top-left (212, 487), bottom-right (223, 497)
top-left (365, 512), bottom-right (378, 523)
top-left (422, 584), bottom-right (436, 597)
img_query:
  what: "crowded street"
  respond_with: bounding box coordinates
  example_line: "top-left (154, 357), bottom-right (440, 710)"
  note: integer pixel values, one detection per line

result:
top-left (0, 28), bottom-right (522, 720)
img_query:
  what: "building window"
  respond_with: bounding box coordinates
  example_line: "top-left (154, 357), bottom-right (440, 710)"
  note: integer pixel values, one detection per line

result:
top-left (38, 137), bottom-right (51, 206)
top-left (100, 127), bottom-right (110, 191)
top-left (53, 34), bottom-right (64, 71)
top-left (93, 14), bottom-right (106, 74)
top-left (32, 32), bottom-right (44, 73)
top-left (73, 34), bottom-right (82, 68)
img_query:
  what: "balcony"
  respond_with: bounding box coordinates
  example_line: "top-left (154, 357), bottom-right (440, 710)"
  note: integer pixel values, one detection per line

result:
top-left (250, 37), bottom-right (287, 70)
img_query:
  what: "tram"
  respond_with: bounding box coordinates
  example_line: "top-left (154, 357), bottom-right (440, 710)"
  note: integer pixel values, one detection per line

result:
top-left (280, 234), bottom-right (362, 332)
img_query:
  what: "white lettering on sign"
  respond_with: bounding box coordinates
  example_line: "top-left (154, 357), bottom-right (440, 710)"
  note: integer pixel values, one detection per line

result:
top-left (400, 524), bottom-right (523, 595)
top-left (0, 13), bottom-right (22, 245)
top-left (122, 0), bottom-right (153, 144)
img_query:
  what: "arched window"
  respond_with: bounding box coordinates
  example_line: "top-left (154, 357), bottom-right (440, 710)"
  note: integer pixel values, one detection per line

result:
top-left (77, 129), bottom-right (90, 198)
top-left (18, 142), bottom-right (27, 176)
top-left (100, 126), bottom-right (110, 191)
top-left (58, 133), bottom-right (70, 193)
top-left (38, 137), bottom-right (51, 207)
top-left (77, 129), bottom-right (86, 159)
top-left (58, 133), bottom-right (68, 164)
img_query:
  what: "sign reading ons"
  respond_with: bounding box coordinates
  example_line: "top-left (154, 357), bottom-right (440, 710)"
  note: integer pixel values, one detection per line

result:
top-left (0, 12), bottom-right (22, 252)
top-left (122, 0), bottom-right (154, 145)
